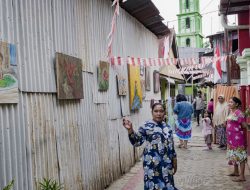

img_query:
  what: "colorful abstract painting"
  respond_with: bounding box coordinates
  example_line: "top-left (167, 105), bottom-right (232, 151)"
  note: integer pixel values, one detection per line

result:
top-left (56, 53), bottom-right (83, 99)
top-left (145, 67), bottom-right (151, 91)
top-left (153, 70), bottom-right (160, 93)
top-left (0, 42), bottom-right (18, 103)
top-left (117, 75), bottom-right (127, 96)
top-left (128, 64), bottom-right (142, 111)
top-left (98, 61), bottom-right (109, 91)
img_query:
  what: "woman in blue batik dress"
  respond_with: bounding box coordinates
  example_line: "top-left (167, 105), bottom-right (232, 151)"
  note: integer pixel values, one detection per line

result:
top-left (174, 94), bottom-right (193, 149)
top-left (123, 103), bottom-right (178, 190)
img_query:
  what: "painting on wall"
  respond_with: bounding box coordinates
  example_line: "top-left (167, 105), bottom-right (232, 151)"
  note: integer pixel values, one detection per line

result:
top-left (145, 67), bottom-right (151, 91)
top-left (140, 64), bottom-right (144, 76)
top-left (117, 75), bottom-right (127, 96)
top-left (56, 53), bottom-right (83, 99)
top-left (128, 64), bottom-right (142, 111)
top-left (98, 61), bottom-right (109, 91)
top-left (0, 42), bottom-right (18, 104)
top-left (153, 70), bottom-right (160, 93)
top-left (140, 79), bottom-right (146, 100)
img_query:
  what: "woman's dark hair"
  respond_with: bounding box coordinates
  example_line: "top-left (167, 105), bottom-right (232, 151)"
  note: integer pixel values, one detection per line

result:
top-left (210, 98), bottom-right (213, 101)
top-left (231, 97), bottom-right (242, 107)
top-left (176, 94), bottom-right (187, 102)
top-left (151, 102), bottom-right (164, 111)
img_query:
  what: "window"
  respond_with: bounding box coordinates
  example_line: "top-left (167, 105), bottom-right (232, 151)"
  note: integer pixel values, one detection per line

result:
top-left (186, 38), bottom-right (190, 47)
top-left (186, 0), bottom-right (189, 9)
top-left (186, 17), bottom-right (190, 29)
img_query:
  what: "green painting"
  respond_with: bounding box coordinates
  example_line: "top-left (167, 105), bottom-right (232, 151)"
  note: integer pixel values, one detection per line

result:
top-left (0, 41), bottom-right (18, 104)
top-left (98, 61), bottom-right (109, 91)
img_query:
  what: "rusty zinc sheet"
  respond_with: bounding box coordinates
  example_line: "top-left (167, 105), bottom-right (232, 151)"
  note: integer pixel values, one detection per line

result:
top-left (214, 84), bottom-right (239, 106)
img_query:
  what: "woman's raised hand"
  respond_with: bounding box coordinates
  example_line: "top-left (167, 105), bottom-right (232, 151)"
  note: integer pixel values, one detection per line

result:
top-left (123, 118), bottom-right (133, 132)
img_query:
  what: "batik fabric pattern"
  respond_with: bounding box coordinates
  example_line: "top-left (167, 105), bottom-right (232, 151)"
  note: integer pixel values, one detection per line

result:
top-left (129, 120), bottom-right (178, 190)
top-left (226, 109), bottom-right (247, 165)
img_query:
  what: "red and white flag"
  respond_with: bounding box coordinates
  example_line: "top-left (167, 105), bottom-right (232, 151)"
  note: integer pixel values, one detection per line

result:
top-left (213, 47), bottom-right (222, 83)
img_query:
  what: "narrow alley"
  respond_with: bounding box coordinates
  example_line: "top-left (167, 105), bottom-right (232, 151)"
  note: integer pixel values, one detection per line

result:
top-left (106, 125), bottom-right (250, 190)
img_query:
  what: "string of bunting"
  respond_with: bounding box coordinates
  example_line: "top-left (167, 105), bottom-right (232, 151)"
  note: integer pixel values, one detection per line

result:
top-left (110, 56), bottom-right (227, 67)
top-left (106, 1), bottom-right (219, 80)
top-left (107, 0), bottom-right (127, 57)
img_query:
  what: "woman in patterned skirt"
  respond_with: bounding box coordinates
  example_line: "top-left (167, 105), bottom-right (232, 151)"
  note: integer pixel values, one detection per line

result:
top-left (123, 103), bottom-right (178, 190)
top-left (174, 94), bottom-right (193, 149)
top-left (226, 97), bottom-right (248, 182)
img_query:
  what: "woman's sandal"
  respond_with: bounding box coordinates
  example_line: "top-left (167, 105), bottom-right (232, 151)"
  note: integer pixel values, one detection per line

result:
top-left (232, 178), bottom-right (246, 182)
top-left (227, 173), bottom-right (239, 177)
top-left (177, 144), bottom-right (183, 148)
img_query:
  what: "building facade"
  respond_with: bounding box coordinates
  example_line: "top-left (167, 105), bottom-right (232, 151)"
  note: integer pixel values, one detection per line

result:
top-left (177, 0), bottom-right (203, 48)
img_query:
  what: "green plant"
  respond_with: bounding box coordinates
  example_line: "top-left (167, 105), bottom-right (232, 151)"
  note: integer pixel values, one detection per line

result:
top-left (38, 178), bottom-right (64, 190)
top-left (3, 180), bottom-right (14, 190)
top-left (245, 106), bottom-right (250, 118)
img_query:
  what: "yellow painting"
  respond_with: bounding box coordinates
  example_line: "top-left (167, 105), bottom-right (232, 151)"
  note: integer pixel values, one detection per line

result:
top-left (128, 64), bottom-right (142, 111)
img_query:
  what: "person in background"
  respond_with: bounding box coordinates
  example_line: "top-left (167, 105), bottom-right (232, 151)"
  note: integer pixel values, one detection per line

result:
top-left (226, 97), bottom-right (247, 182)
top-left (193, 91), bottom-right (205, 126)
top-left (201, 111), bottom-right (213, 150)
top-left (213, 94), bottom-right (229, 150)
top-left (174, 94), bottom-right (193, 149)
top-left (207, 98), bottom-right (214, 120)
top-left (123, 103), bottom-right (178, 189)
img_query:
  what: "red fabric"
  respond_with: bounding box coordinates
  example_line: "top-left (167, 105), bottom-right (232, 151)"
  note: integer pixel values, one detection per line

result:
top-left (215, 47), bottom-right (222, 78)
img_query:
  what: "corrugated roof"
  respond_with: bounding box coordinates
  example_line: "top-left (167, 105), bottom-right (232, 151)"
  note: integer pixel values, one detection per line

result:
top-left (219, 0), bottom-right (250, 15)
top-left (206, 30), bottom-right (238, 39)
top-left (119, 0), bottom-right (170, 37)
top-left (160, 65), bottom-right (184, 81)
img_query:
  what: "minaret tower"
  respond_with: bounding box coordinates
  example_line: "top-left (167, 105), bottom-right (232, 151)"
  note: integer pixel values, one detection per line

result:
top-left (177, 0), bottom-right (204, 47)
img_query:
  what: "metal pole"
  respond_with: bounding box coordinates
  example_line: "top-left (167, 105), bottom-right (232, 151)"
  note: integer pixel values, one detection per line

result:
top-left (224, 28), bottom-right (230, 85)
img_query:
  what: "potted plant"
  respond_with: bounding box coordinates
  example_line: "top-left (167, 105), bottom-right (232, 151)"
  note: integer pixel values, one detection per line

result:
top-left (3, 180), bottom-right (14, 190)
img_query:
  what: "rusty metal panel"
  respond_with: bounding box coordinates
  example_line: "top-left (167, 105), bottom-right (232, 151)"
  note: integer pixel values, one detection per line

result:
top-left (0, 0), bottom-right (90, 93)
top-left (0, 0), bottom-right (163, 190)
top-left (23, 93), bottom-right (84, 190)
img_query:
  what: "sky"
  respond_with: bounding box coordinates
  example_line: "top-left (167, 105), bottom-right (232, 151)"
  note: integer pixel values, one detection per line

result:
top-left (152, 0), bottom-right (237, 40)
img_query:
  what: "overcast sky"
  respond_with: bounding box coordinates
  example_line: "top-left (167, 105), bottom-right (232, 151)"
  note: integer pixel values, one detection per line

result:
top-left (152, 0), bottom-right (237, 40)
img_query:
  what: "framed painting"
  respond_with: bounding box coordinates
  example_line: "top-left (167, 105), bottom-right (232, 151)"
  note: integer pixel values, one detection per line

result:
top-left (98, 61), bottom-right (109, 91)
top-left (145, 67), bottom-right (151, 91)
top-left (128, 64), bottom-right (142, 111)
top-left (0, 42), bottom-right (18, 103)
top-left (140, 64), bottom-right (144, 76)
top-left (140, 78), bottom-right (146, 100)
top-left (153, 70), bottom-right (160, 93)
top-left (56, 53), bottom-right (83, 99)
top-left (117, 75), bottom-right (127, 96)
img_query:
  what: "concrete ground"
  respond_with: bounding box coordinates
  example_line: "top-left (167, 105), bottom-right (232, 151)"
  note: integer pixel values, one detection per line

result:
top-left (106, 124), bottom-right (250, 190)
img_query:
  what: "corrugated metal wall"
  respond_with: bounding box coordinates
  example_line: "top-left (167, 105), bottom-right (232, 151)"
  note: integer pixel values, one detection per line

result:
top-left (0, 0), bottom-right (160, 189)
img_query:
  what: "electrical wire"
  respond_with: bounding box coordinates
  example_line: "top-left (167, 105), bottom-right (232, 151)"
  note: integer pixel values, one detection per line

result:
top-left (164, 10), bottom-right (218, 24)
top-left (201, 0), bottom-right (216, 12)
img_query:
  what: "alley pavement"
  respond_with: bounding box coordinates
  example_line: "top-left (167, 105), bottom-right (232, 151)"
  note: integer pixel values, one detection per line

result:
top-left (106, 123), bottom-right (250, 190)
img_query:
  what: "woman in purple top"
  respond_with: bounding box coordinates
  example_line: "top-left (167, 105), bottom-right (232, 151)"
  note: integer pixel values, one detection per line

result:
top-left (207, 98), bottom-right (214, 120)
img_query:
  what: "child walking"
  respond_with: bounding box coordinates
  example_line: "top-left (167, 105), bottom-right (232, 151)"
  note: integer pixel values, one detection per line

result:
top-left (202, 111), bottom-right (213, 150)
